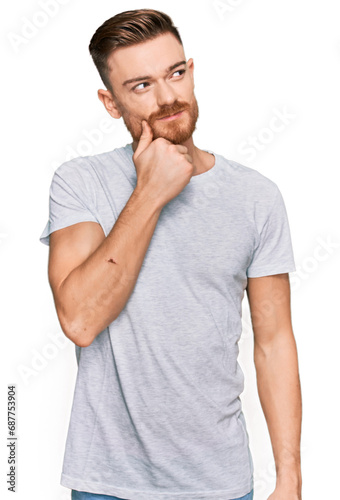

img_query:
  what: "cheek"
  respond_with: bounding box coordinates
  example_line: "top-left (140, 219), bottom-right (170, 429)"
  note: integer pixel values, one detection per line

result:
top-left (127, 92), bottom-right (154, 112)
top-left (123, 109), bottom-right (142, 126)
top-left (126, 106), bottom-right (149, 123)
top-left (183, 86), bottom-right (195, 104)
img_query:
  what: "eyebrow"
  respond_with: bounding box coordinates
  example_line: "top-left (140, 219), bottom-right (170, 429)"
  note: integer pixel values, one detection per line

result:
top-left (122, 60), bottom-right (187, 87)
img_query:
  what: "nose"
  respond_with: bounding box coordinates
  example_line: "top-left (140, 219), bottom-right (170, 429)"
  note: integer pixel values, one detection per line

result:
top-left (155, 80), bottom-right (177, 107)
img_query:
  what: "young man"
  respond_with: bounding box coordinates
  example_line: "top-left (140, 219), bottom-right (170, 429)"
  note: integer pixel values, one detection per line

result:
top-left (40, 9), bottom-right (302, 500)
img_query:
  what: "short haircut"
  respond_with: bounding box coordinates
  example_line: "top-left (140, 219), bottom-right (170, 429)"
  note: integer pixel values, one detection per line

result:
top-left (89, 9), bottom-right (183, 97)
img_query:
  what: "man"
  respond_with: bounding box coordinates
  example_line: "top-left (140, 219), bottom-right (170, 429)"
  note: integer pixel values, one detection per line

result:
top-left (40, 8), bottom-right (302, 500)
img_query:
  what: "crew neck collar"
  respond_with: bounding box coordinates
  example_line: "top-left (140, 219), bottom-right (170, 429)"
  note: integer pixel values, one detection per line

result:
top-left (123, 143), bottom-right (219, 181)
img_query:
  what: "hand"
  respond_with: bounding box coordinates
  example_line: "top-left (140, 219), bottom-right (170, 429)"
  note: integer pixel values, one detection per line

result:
top-left (267, 466), bottom-right (302, 499)
top-left (267, 484), bottom-right (301, 500)
top-left (132, 120), bottom-right (194, 209)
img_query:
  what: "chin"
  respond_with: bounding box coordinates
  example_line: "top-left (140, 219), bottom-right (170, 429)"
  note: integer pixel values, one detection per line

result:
top-left (152, 124), bottom-right (194, 144)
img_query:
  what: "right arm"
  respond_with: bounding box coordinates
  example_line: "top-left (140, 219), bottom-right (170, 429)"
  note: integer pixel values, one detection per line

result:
top-left (49, 187), bottom-right (162, 348)
top-left (48, 121), bottom-right (194, 347)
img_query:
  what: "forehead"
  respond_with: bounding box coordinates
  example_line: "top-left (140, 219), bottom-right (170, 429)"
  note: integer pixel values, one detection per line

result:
top-left (107, 33), bottom-right (186, 85)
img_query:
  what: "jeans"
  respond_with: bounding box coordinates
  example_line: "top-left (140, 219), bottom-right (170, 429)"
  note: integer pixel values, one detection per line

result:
top-left (71, 488), bottom-right (254, 500)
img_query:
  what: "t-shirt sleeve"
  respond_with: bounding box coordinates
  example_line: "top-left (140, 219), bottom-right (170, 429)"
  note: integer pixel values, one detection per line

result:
top-left (246, 183), bottom-right (296, 277)
top-left (39, 160), bottom-right (99, 246)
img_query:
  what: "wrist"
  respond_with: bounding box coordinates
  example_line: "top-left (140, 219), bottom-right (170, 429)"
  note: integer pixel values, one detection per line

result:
top-left (276, 466), bottom-right (302, 488)
top-left (133, 185), bottom-right (164, 214)
top-left (275, 450), bottom-right (301, 478)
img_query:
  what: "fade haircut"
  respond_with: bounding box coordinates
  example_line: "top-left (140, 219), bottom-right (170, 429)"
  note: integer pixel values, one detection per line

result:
top-left (89, 9), bottom-right (183, 98)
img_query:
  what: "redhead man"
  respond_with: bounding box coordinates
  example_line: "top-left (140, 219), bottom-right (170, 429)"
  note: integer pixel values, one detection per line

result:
top-left (40, 9), bottom-right (302, 500)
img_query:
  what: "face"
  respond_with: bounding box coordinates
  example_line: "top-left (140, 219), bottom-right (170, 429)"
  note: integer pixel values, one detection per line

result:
top-left (100, 33), bottom-right (199, 146)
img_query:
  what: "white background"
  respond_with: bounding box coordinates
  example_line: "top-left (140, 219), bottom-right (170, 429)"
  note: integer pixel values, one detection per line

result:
top-left (1, 0), bottom-right (340, 499)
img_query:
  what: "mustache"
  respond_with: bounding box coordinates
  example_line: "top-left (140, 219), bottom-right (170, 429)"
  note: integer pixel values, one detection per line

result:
top-left (148, 102), bottom-right (190, 122)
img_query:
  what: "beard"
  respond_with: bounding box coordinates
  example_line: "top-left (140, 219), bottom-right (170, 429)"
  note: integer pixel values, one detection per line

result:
top-left (117, 94), bottom-right (199, 145)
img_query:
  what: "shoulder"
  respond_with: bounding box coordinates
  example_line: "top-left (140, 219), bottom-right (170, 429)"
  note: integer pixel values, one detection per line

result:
top-left (52, 145), bottom-right (128, 184)
top-left (215, 153), bottom-right (280, 206)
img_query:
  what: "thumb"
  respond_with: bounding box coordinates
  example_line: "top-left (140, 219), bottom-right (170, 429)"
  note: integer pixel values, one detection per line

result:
top-left (134, 120), bottom-right (153, 158)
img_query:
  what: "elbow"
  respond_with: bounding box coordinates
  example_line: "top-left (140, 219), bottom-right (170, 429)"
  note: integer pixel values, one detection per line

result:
top-left (52, 286), bottom-right (100, 348)
top-left (62, 315), bottom-right (117, 348)
top-left (65, 321), bottom-right (94, 348)
top-left (57, 310), bottom-right (94, 348)
top-left (70, 331), bottom-right (92, 348)
top-left (55, 301), bottom-right (120, 348)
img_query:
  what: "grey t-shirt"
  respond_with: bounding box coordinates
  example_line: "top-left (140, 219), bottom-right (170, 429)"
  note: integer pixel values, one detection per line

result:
top-left (40, 143), bottom-right (296, 499)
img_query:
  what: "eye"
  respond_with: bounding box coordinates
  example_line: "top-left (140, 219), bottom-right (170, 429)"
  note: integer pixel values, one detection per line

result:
top-left (132, 69), bottom-right (186, 92)
top-left (133, 82), bottom-right (150, 91)
top-left (172, 69), bottom-right (186, 77)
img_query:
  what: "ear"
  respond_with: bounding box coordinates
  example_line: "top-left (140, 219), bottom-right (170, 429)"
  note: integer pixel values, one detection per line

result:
top-left (97, 89), bottom-right (122, 119)
top-left (187, 58), bottom-right (195, 87)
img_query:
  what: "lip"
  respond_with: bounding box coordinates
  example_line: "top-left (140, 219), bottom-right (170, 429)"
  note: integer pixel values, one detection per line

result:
top-left (158, 110), bottom-right (185, 121)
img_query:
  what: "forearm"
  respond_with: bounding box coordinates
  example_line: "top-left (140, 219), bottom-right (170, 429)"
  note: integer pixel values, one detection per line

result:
top-left (59, 187), bottom-right (162, 346)
top-left (254, 331), bottom-right (302, 486)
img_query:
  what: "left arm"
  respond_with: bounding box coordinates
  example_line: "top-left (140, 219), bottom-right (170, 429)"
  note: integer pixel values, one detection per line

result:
top-left (246, 273), bottom-right (302, 499)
